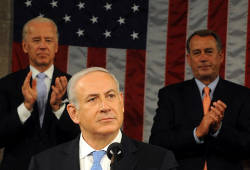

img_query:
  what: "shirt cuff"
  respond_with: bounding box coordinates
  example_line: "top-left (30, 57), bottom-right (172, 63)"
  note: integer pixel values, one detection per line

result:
top-left (17, 103), bottom-right (32, 124)
top-left (210, 123), bottom-right (222, 137)
top-left (193, 127), bottom-right (204, 144)
top-left (53, 103), bottom-right (65, 119)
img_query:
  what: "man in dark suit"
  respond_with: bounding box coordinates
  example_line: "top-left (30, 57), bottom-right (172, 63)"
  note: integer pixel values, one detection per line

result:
top-left (28, 67), bottom-right (178, 170)
top-left (0, 17), bottom-right (79, 170)
top-left (149, 29), bottom-right (250, 170)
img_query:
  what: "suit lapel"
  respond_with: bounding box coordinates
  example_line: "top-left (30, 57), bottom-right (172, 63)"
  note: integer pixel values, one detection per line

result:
top-left (58, 136), bottom-right (80, 170)
top-left (183, 79), bottom-right (204, 124)
top-left (212, 78), bottom-right (228, 102)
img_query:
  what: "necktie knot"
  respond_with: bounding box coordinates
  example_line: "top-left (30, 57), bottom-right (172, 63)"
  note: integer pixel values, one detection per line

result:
top-left (203, 86), bottom-right (210, 97)
top-left (91, 150), bottom-right (106, 170)
top-left (37, 72), bottom-right (46, 80)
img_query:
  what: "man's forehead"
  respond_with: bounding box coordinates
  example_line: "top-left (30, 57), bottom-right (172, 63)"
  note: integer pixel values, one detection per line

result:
top-left (76, 71), bottom-right (117, 90)
top-left (85, 89), bottom-right (117, 96)
top-left (190, 36), bottom-right (216, 47)
top-left (81, 71), bottom-right (114, 82)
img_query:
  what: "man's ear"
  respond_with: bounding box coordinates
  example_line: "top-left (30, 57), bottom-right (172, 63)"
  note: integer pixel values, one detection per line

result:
top-left (119, 92), bottom-right (124, 113)
top-left (55, 41), bottom-right (58, 53)
top-left (67, 103), bottom-right (80, 124)
top-left (219, 50), bottom-right (224, 63)
top-left (22, 41), bottom-right (28, 54)
top-left (186, 53), bottom-right (191, 67)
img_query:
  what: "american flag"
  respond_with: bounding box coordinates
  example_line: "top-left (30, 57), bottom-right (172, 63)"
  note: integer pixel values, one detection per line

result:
top-left (12, 0), bottom-right (250, 142)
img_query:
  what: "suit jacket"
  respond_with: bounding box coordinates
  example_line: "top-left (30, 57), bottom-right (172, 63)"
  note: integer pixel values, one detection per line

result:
top-left (28, 133), bottom-right (178, 170)
top-left (0, 67), bottom-right (80, 170)
top-left (149, 78), bottom-right (250, 170)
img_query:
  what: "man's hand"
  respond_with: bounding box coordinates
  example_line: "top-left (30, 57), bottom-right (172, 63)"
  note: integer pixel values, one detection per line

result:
top-left (196, 113), bottom-right (214, 139)
top-left (196, 100), bottom-right (227, 138)
top-left (50, 76), bottom-right (68, 111)
top-left (22, 71), bottom-right (37, 111)
top-left (209, 100), bottom-right (227, 132)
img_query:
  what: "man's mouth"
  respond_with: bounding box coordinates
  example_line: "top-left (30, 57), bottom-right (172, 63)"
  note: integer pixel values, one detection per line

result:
top-left (99, 117), bottom-right (115, 122)
top-left (199, 65), bottom-right (211, 69)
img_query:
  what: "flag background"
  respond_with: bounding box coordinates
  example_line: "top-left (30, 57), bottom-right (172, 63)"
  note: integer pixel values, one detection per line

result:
top-left (12, 0), bottom-right (250, 142)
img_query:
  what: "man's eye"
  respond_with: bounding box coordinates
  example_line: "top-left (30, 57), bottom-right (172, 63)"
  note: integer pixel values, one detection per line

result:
top-left (205, 50), bottom-right (213, 54)
top-left (192, 50), bottom-right (200, 55)
top-left (107, 93), bottom-right (115, 99)
top-left (87, 97), bottom-right (96, 102)
top-left (33, 39), bottom-right (40, 42)
top-left (46, 39), bottom-right (53, 43)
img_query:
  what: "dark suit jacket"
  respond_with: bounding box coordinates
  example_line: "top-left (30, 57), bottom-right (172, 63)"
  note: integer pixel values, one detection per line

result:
top-left (0, 67), bottom-right (80, 170)
top-left (28, 133), bottom-right (178, 170)
top-left (149, 78), bottom-right (250, 170)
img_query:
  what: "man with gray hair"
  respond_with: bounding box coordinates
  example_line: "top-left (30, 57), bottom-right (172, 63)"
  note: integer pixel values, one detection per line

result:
top-left (0, 17), bottom-right (79, 170)
top-left (28, 67), bottom-right (178, 170)
top-left (150, 29), bottom-right (250, 170)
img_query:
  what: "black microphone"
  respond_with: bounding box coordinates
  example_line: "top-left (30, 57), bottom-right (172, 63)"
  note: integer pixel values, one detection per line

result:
top-left (107, 142), bottom-right (125, 170)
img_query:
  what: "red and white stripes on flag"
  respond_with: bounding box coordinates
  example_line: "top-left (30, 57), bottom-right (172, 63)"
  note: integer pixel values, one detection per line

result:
top-left (12, 0), bottom-right (250, 142)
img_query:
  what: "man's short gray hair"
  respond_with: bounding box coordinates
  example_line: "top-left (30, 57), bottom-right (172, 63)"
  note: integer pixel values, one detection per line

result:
top-left (22, 17), bottom-right (59, 41)
top-left (67, 67), bottom-right (121, 109)
top-left (186, 29), bottom-right (222, 54)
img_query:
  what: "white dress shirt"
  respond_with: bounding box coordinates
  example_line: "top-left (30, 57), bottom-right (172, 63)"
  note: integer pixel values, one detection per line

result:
top-left (79, 130), bottom-right (122, 170)
top-left (17, 65), bottom-right (65, 123)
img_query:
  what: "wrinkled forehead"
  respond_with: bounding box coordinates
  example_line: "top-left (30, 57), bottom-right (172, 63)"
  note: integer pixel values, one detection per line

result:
top-left (76, 71), bottom-right (119, 94)
top-left (24, 21), bottom-right (58, 39)
top-left (190, 35), bottom-right (217, 48)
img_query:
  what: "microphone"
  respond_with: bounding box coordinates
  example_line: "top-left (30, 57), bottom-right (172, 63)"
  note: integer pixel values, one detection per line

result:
top-left (107, 142), bottom-right (125, 170)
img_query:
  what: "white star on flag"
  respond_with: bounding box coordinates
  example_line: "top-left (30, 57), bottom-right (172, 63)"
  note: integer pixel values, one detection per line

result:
top-left (38, 13), bottom-right (44, 17)
top-left (131, 4), bottom-right (139, 13)
top-left (90, 16), bottom-right (98, 24)
top-left (76, 29), bottom-right (84, 37)
top-left (77, 2), bottom-right (85, 10)
top-left (63, 14), bottom-right (71, 23)
top-left (117, 17), bottom-right (125, 25)
top-left (130, 31), bottom-right (139, 40)
top-left (24, 0), bottom-right (32, 7)
top-left (104, 3), bottom-right (112, 11)
top-left (103, 30), bottom-right (111, 38)
top-left (50, 0), bottom-right (58, 8)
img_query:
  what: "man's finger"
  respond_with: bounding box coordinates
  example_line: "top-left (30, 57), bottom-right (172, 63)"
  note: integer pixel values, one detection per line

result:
top-left (59, 76), bottom-right (68, 89)
top-left (23, 71), bottom-right (32, 89)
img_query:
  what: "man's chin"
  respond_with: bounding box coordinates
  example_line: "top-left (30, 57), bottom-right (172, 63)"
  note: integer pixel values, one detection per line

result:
top-left (98, 126), bottom-right (120, 135)
top-left (198, 74), bottom-right (216, 82)
top-left (35, 61), bottom-right (51, 67)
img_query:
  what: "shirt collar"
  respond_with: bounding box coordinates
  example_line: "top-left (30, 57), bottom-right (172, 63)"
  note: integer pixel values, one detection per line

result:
top-left (79, 130), bottom-right (122, 159)
top-left (30, 65), bottom-right (54, 80)
top-left (195, 76), bottom-right (219, 98)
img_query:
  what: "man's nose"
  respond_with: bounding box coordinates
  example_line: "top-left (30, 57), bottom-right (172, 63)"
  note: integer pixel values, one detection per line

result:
top-left (99, 99), bottom-right (111, 112)
top-left (200, 51), bottom-right (209, 60)
top-left (39, 40), bottom-right (47, 48)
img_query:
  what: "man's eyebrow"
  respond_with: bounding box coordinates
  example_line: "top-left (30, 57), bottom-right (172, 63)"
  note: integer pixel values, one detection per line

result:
top-left (105, 89), bottom-right (116, 94)
top-left (204, 48), bottom-right (213, 50)
top-left (32, 37), bottom-right (41, 39)
top-left (85, 89), bottom-right (117, 99)
top-left (85, 94), bottom-right (99, 99)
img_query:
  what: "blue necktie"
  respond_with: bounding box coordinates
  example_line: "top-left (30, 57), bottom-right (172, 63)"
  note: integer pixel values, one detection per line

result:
top-left (36, 73), bottom-right (47, 127)
top-left (91, 150), bottom-right (106, 170)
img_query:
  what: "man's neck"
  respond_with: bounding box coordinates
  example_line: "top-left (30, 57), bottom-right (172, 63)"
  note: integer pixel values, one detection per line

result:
top-left (30, 64), bottom-right (52, 73)
top-left (82, 131), bottom-right (119, 150)
top-left (198, 76), bottom-right (218, 86)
